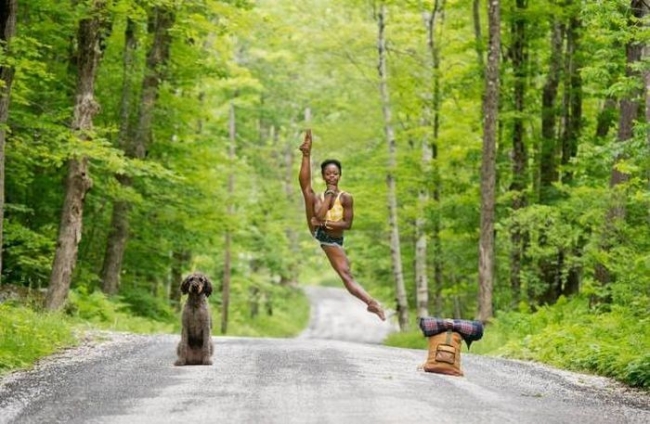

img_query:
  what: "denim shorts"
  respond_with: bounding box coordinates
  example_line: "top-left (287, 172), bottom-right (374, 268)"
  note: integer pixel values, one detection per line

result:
top-left (314, 227), bottom-right (344, 247)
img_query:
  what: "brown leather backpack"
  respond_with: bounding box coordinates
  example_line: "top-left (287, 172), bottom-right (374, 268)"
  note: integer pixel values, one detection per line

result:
top-left (422, 329), bottom-right (464, 376)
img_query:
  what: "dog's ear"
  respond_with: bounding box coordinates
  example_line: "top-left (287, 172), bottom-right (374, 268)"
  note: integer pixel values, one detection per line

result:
top-left (180, 274), bottom-right (192, 294)
top-left (203, 275), bottom-right (213, 297)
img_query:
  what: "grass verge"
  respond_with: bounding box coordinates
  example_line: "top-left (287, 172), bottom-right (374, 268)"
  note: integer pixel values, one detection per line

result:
top-left (385, 296), bottom-right (649, 389)
top-left (0, 284), bottom-right (310, 376)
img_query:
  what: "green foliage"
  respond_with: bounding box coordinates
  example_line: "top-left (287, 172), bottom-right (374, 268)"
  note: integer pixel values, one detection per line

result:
top-left (0, 282), bottom-right (311, 375)
top-left (2, 220), bottom-right (55, 288)
top-left (65, 289), bottom-right (176, 334)
top-left (0, 304), bottom-right (76, 374)
top-left (118, 288), bottom-right (178, 323)
top-left (471, 297), bottom-right (650, 389)
top-left (219, 284), bottom-right (310, 338)
top-left (384, 328), bottom-right (427, 350)
top-left (3, 0), bottom-right (650, 391)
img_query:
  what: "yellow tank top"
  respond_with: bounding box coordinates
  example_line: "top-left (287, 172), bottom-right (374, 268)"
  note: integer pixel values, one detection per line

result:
top-left (322, 191), bottom-right (345, 222)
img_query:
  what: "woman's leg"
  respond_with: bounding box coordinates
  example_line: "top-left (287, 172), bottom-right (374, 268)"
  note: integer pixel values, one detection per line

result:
top-left (299, 136), bottom-right (316, 233)
top-left (321, 244), bottom-right (386, 320)
top-left (301, 188), bottom-right (316, 234)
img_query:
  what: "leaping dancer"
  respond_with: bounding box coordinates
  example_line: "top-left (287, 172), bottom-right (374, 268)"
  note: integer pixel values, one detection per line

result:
top-left (298, 129), bottom-right (386, 321)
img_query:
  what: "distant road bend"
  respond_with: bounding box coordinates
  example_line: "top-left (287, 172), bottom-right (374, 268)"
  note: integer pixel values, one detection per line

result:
top-left (0, 286), bottom-right (648, 424)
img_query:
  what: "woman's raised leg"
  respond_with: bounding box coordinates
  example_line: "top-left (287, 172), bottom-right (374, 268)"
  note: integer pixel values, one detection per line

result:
top-left (299, 131), bottom-right (316, 233)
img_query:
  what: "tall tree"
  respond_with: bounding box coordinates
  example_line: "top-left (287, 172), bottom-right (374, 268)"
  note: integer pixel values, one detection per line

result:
top-left (221, 99), bottom-right (236, 335)
top-left (100, 16), bottom-right (138, 295)
top-left (100, 6), bottom-right (175, 295)
top-left (46, 0), bottom-right (107, 310)
top-left (595, 0), bottom-right (645, 289)
top-left (508, 0), bottom-right (529, 310)
top-left (539, 17), bottom-right (563, 205)
top-left (642, 0), bottom-right (650, 185)
top-left (477, 0), bottom-right (500, 323)
top-left (557, 4), bottom-right (583, 299)
top-left (417, 0), bottom-right (445, 318)
top-left (376, 2), bottom-right (408, 330)
top-left (560, 4), bottom-right (582, 186)
top-left (0, 0), bottom-right (17, 281)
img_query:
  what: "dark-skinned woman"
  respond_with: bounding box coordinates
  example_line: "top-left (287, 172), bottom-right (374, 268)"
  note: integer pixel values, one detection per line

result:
top-left (298, 129), bottom-right (386, 321)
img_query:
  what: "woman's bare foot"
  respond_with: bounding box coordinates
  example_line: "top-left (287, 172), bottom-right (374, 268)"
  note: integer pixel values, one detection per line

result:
top-left (299, 130), bottom-right (312, 155)
top-left (367, 300), bottom-right (386, 321)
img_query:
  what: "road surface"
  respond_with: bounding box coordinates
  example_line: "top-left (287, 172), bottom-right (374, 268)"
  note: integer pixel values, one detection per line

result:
top-left (0, 286), bottom-right (648, 423)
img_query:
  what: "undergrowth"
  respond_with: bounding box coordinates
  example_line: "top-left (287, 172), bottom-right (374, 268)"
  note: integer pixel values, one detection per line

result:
top-left (0, 283), bottom-right (310, 376)
top-left (0, 303), bottom-right (77, 373)
top-left (385, 295), bottom-right (649, 389)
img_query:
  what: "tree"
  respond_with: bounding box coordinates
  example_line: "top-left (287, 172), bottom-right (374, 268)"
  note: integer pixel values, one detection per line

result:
top-left (99, 16), bottom-right (138, 295)
top-left (100, 5), bottom-right (175, 295)
top-left (376, 2), bottom-right (409, 330)
top-left (594, 0), bottom-right (645, 291)
top-left (221, 99), bottom-right (236, 334)
top-left (508, 0), bottom-right (528, 310)
top-left (417, 0), bottom-right (445, 318)
top-left (0, 0), bottom-right (17, 281)
top-left (46, 0), bottom-right (108, 310)
top-left (477, 0), bottom-right (500, 322)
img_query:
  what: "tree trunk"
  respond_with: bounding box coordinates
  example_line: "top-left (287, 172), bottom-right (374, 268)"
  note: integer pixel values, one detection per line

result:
top-left (377, 3), bottom-right (409, 330)
top-left (0, 0), bottom-right (17, 282)
top-left (560, 11), bottom-right (582, 185)
top-left (100, 19), bottom-right (136, 295)
top-left (509, 0), bottom-right (528, 309)
top-left (221, 100), bottom-right (236, 335)
top-left (169, 250), bottom-right (189, 309)
top-left (46, 1), bottom-right (106, 310)
top-left (643, 1), bottom-right (650, 186)
top-left (595, 0), bottom-right (645, 289)
top-left (595, 97), bottom-right (617, 138)
top-left (477, 0), bottom-right (500, 323)
top-left (100, 7), bottom-right (174, 294)
top-left (557, 10), bottom-right (584, 300)
top-left (539, 19), bottom-right (563, 204)
top-left (535, 15), bottom-right (565, 306)
top-left (415, 0), bottom-right (444, 319)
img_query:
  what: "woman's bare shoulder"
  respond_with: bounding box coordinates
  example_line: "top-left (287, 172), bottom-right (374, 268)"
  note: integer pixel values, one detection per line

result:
top-left (341, 191), bottom-right (353, 203)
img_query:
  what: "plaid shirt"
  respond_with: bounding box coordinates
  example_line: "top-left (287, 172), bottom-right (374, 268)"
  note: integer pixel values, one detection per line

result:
top-left (418, 317), bottom-right (484, 349)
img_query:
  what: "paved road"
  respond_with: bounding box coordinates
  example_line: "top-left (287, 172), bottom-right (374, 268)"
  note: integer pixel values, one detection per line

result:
top-left (0, 286), bottom-right (648, 424)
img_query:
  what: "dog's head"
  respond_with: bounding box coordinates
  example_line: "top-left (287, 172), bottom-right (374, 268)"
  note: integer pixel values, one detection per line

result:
top-left (180, 272), bottom-right (213, 297)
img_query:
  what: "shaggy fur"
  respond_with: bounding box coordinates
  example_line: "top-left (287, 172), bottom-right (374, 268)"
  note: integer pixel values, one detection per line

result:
top-left (174, 272), bottom-right (214, 366)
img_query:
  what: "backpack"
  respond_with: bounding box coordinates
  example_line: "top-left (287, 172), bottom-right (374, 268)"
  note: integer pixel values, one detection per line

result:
top-left (422, 329), bottom-right (464, 376)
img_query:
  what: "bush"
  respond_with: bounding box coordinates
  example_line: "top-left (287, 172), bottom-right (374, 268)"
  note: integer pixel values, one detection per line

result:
top-left (214, 283), bottom-right (310, 337)
top-left (118, 289), bottom-right (177, 323)
top-left (66, 289), bottom-right (176, 333)
top-left (0, 303), bottom-right (76, 374)
top-left (470, 296), bottom-right (650, 389)
top-left (384, 328), bottom-right (427, 350)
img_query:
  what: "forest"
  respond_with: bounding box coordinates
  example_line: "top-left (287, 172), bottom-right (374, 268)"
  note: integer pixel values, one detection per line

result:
top-left (0, 0), bottom-right (648, 388)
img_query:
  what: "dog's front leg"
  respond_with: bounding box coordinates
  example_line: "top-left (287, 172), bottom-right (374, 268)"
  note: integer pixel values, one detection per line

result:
top-left (175, 326), bottom-right (188, 366)
top-left (201, 328), bottom-right (213, 365)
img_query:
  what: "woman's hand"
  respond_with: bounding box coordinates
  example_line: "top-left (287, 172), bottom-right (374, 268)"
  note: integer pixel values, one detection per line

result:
top-left (310, 216), bottom-right (323, 228)
top-left (325, 184), bottom-right (338, 195)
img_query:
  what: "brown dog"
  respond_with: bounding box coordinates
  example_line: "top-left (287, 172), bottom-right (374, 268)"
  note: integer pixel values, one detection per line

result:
top-left (174, 272), bottom-right (214, 366)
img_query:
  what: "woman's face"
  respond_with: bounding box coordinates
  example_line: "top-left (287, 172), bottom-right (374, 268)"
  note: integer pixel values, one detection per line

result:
top-left (322, 164), bottom-right (341, 186)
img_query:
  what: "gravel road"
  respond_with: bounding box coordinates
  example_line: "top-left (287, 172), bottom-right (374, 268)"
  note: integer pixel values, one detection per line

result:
top-left (0, 286), bottom-right (648, 424)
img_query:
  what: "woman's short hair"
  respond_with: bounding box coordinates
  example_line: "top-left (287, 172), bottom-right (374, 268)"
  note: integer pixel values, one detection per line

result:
top-left (320, 159), bottom-right (342, 175)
